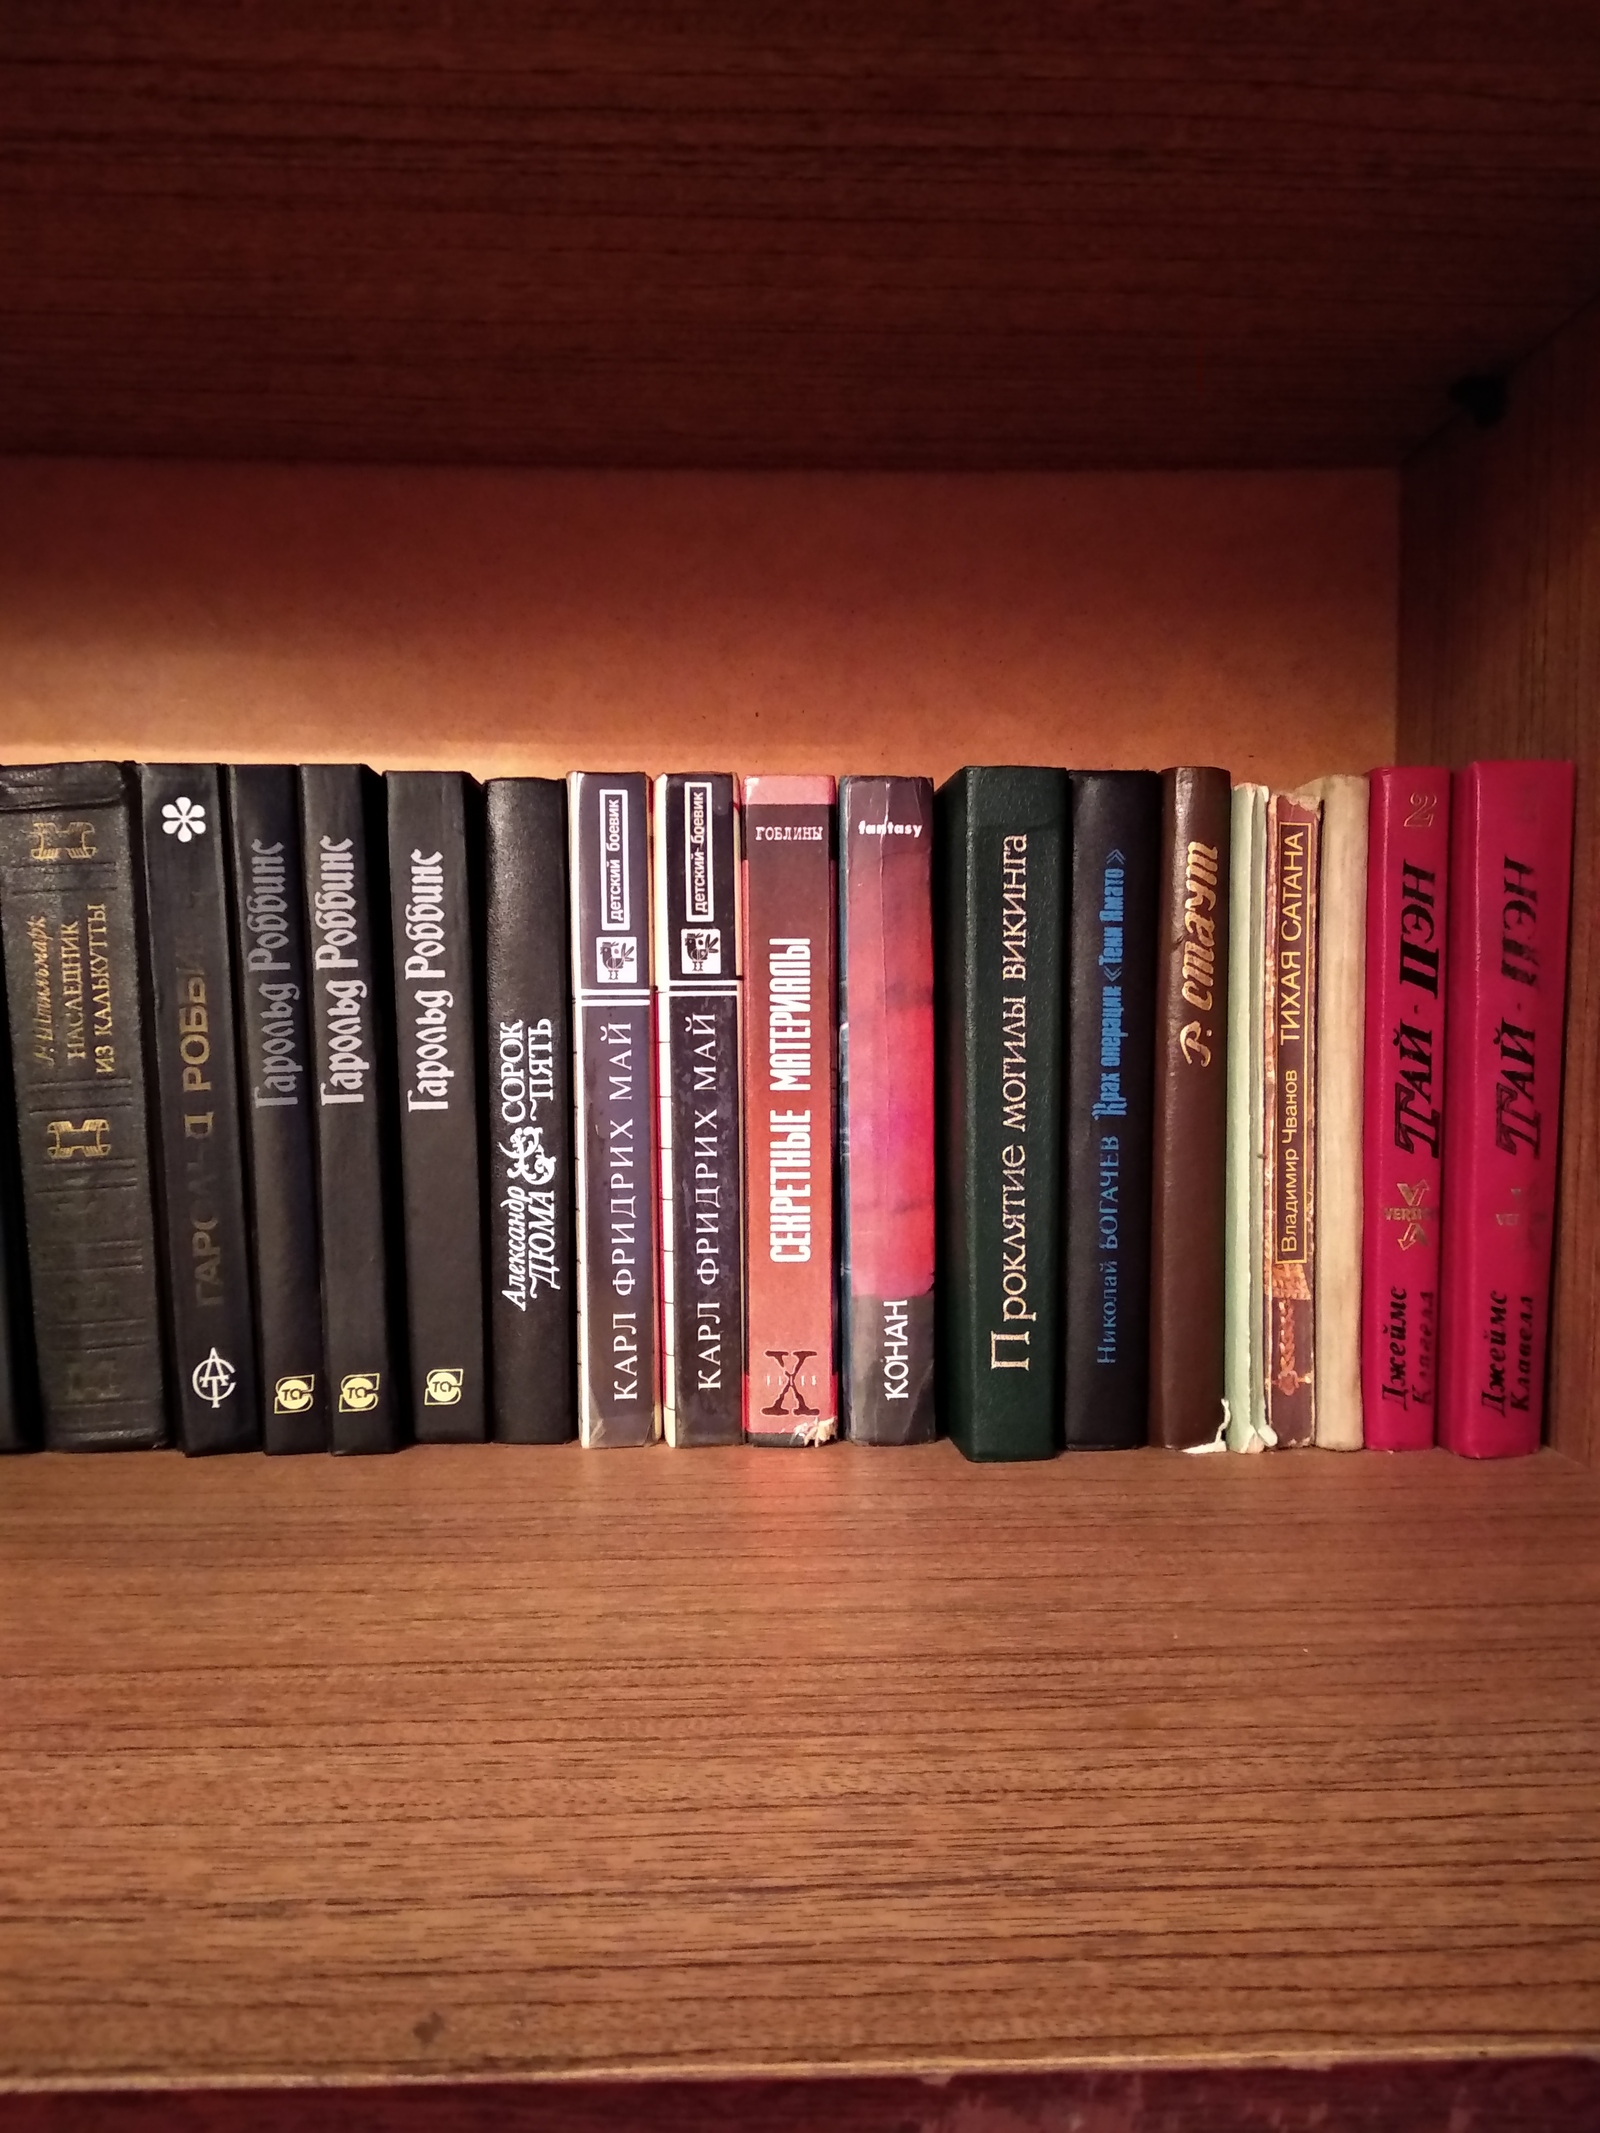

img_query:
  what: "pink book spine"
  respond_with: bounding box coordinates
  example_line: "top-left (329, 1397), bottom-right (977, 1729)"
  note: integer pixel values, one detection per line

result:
top-left (1361, 770), bottom-right (1451, 1448)
top-left (1438, 760), bottom-right (1576, 1457)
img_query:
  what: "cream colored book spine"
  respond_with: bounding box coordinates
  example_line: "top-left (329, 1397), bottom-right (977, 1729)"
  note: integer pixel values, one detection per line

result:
top-left (1224, 782), bottom-right (1271, 1450)
top-left (1296, 772), bottom-right (1369, 1448)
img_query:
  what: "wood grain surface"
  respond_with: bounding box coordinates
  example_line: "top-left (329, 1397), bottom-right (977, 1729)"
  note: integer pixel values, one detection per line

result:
top-left (1400, 297), bottom-right (1600, 1466)
top-left (0, 462), bottom-right (1395, 792)
top-left (2, 1444), bottom-right (1599, 2089)
top-left (6, 4), bottom-right (1600, 467)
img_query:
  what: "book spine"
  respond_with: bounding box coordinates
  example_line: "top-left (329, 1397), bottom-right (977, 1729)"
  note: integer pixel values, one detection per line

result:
top-left (0, 764), bottom-right (166, 1448)
top-left (741, 774), bottom-right (838, 1443)
top-left (484, 779), bottom-right (576, 1444)
top-left (1303, 774), bottom-right (1369, 1449)
top-left (388, 773), bottom-right (487, 1442)
top-left (1361, 770), bottom-right (1450, 1450)
top-left (1149, 767), bottom-right (1232, 1450)
top-left (1263, 793), bottom-right (1320, 1447)
top-left (654, 774), bottom-right (744, 1446)
top-left (0, 953), bottom-right (38, 1448)
top-left (301, 764), bottom-right (406, 1453)
top-left (226, 765), bottom-right (327, 1452)
top-left (1439, 760), bottom-right (1575, 1457)
top-left (935, 766), bottom-right (1068, 1461)
top-left (839, 776), bottom-right (935, 1445)
top-left (1064, 771), bottom-right (1160, 1448)
top-left (137, 763), bottom-right (260, 1452)
top-left (570, 772), bottom-right (661, 1445)
top-left (1224, 784), bottom-right (1269, 1451)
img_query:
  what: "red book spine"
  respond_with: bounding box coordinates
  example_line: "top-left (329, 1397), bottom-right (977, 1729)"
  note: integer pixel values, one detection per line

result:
top-left (740, 775), bottom-right (838, 1442)
top-left (1438, 760), bottom-right (1575, 1457)
top-left (1361, 770), bottom-right (1451, 1449)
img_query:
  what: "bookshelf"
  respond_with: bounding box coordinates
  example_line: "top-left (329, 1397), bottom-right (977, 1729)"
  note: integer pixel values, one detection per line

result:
top-left (3, 6), bottom-right (1600, 2125)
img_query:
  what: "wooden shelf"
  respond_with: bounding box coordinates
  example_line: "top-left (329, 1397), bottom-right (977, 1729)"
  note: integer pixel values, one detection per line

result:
top-left (6, 5), bottom-right (1600, 466)
top-left (4, 1443), bottom-right (1599, 2091)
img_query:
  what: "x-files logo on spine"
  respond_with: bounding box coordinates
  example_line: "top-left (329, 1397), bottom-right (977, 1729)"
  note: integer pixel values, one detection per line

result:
top-left (192, 1347), bottom-right (237, 1409)
top-left (762, 1349), bottom-right (818, 1418)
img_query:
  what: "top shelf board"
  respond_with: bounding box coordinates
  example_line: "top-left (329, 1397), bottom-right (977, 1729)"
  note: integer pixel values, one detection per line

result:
top-left (7, 2), bottom-right (1600, 469)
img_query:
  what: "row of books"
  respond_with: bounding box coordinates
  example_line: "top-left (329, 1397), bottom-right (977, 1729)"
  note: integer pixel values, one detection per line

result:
top-left (0, 756), bottom-right (1573, 1460)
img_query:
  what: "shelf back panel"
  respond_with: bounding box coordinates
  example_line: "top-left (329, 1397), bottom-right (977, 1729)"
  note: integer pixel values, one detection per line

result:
top-left (0, 464), bottom-right (1395, 793)
top-left (1401, 299), bottom-right (1600, 1467)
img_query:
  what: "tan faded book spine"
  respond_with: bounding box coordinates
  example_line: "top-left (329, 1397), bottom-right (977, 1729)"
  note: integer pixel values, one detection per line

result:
top-left (1296, 773), bottom-right (1367, 1448)
top-left (1263, 792), bottom-right (1320, 1446)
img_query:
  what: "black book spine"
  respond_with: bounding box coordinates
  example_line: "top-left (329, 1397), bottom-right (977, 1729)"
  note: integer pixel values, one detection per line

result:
top-left (226, 765), bottom-right (328, 1453)
top-left (300, 764), bottom-right (406, 1452)
top-left (1063, 770), bottom-right (1162, 1448)
top-left (569, 772), bottom-right (661, 1445)
top-left (388, 772), bottom-right (487, 1442)
top-left (136, 764), bottom-right (260, 1452)
top-left (654, 774), bottom-right (743, 1446)
top-left (484, 779), bottom-right (576, 1443)
top-left (0, 763), bottom-right (166, 1448)
top-left (935, 766), bottom-right (1068, 1461)
top-left (0, 941), bottom-right (39, 1449)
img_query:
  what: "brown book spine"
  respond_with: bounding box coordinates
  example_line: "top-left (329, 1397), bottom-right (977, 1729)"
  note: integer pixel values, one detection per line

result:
top-left (1148, 768), bottom-right (1232, 1448)
top-left (1263, 792), bottom-right (1320, 1446)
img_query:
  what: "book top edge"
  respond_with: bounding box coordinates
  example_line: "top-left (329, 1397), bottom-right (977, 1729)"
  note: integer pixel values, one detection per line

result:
top-left (740, 774), bottom-right (836, 805)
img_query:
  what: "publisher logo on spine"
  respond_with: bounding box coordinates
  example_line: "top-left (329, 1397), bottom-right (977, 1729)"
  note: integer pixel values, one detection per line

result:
top-left (274, 1373), bottom-right (316, 1414)
top-left (596, 936), bottom-right (638, 984)
top-left (339, 1371), bottom-right (381, 1412)
top-left (192, 1348), bottom-right (237, 1408)
top-left (423, 1367), bottom-right (464, 1406)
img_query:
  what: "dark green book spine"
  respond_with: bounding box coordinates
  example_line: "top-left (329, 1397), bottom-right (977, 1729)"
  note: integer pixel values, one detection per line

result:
top-left (935, 766), bottom-right (1068, 1461)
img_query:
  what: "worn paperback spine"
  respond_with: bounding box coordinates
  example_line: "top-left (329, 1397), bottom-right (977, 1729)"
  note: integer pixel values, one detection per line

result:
top-left (1263, 792), bottom-right (1320, 1447)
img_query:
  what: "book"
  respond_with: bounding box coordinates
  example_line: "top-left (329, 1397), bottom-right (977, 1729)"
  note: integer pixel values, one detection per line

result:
top-left (388, 771), bottom-right (487, 1443)
top-left (1149, 767), bottom-right (1232, 1450)
top-left (1439, 760), bottom-right (1576, 1458)
top-left (1224, 783), bottom-right (1270, 1451)
top-left (136, 762), bottom-right (260, 1453)
top-left (654, 773), bottom-right (744, 1447)
top-left (484, 778), bottom-right (577, 1444)
top-left (1298, 773), bottom-right (1368, 1450)
top-left (1361, 768), bottom-right (1451, 1451)
top-left (1063, 772), bottom-right (1160, 1449)
top-left (0, 973), bottom-right (37, 1451)
top-left (839, 775), bottom-right (936, 1445)
top-left (0, 763), bottom-right (166, 1449)
top-left (570, 771), bottom-right (661, 1446)
top-left (1263, 791), bottom-right (1321, 1447)
top-left (226, 764), bottom-right (328, 1454)
top-left (741, 774), bottom-right (839, 1444)
top-left (300, 764), bottom-right (407, 1453)
top-left (936, 766), bottom-right (1068, 1462)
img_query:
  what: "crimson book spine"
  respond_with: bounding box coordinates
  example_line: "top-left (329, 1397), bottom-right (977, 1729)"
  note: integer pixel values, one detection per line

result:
top-left (388, 772), bottom-right (487, 1442)
top-left (1361, 769), bottom-right (1451, 1449)
top-left (1263, 792), bottom-right (1320, 1447)
top-left (0, 764), bottom-right (166, 1449)
top-left (654, 774), bottom-right (744, 1446)
top-left (1438, 760), bottom-right (1575, 1457)
top-left (570, 772), bottom-right (661, 1445)
top-left (484, 778), bottom-right (576, 1443)
top-left (137, 762), bottom-right (260, 1453)
top-left (839, 776), bottom-right (935, 1444)
top-left (741, 774), bottom-right (838, 1443)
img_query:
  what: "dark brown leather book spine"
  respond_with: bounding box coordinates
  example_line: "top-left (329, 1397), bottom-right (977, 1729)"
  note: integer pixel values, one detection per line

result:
top-left (1148, 768), bottom-right (1232, 1448)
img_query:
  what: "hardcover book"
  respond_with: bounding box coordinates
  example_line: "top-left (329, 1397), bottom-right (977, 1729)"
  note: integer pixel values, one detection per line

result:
top-left (741, 774), bottom-right (839, 1443)
top-left (300, 764), bottom-right (407, 1453)
top-left (0, 763), bottom-right (167, 1448)
top-left (1439, 760), bottom-right (1575, 1458)
top-left (936, 766), bottom-right (1068, 1462)
top-left (0, 982), bottom-right (35, 1450)
top-left (388, 772), bottom-right (487, 1442)
top-left (1298, 773), bottom-right (1368, 1450)
top-left (1224, 783), bottom-right (1270, 1451)
top-left (1064, 771), bottom-right (1160, 1449)
top-left (226, 764), bottom-right (327, 1453)
top-left (137, 762), bottom-right (260, 1453)
top-left (570, 771), bottom-right (661, 1445)
top-left (839, 775), bottom-right (935, 1445)
top-left (1149, 767), bottom-right (1232, 1450)
top-left (1361, 768), bottom-right (1451, 1450)
top-left (484, 778), bottom-right (576, 1444)
top-left (1263, 791), bottom-right (1320, 1448)
top-left (654, 773), bottom-right (744, 1446)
